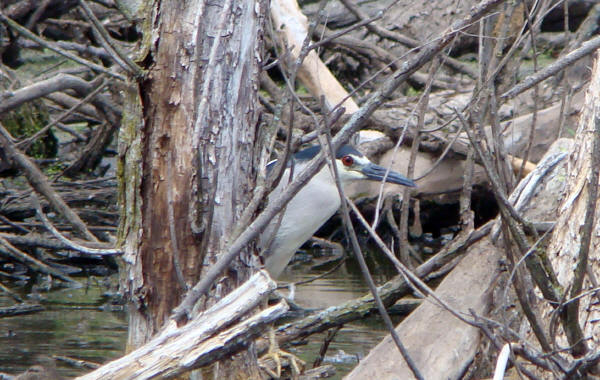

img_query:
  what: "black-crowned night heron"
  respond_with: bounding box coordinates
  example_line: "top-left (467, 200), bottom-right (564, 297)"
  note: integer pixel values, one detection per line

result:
top-left (261, 144), bottom-right (416, 278)
top-left (258, 144), bottom-right (416, 377)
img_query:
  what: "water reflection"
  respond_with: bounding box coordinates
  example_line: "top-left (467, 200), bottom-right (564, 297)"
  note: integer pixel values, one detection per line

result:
top-left (0, 249), bottom-right (391, 379)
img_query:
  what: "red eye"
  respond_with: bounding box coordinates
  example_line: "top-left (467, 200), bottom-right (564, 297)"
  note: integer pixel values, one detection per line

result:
top-left (341, 155), bottom-right (354, 166)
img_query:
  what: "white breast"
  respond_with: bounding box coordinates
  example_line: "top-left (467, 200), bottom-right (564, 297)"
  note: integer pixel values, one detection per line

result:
top-left (261, 166), bottom-right (341, 278)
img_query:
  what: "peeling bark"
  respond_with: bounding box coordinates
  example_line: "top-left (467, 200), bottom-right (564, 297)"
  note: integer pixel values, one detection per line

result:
top-left (540, 50), bottom-right (600, 362)
top-left (118, 0), bottom-right (267, 378)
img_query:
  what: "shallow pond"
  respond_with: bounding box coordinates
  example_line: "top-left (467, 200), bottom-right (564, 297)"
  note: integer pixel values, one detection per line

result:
top-left (277, 256), bottom-right (393, 379)
top-left (0, 276), bottom-right (127, 378)
top-left (0, 251), bottom-right (395, 379)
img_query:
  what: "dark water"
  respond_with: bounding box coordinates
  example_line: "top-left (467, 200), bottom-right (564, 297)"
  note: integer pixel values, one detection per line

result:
top-left (0, 253), bottom-right (391, 379)
top-left (0, 277), bottom-right (127, 378)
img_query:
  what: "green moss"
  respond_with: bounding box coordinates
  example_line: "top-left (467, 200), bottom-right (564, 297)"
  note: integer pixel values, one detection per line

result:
top-left (2, 101), bottom-right (58, 159)
top-left (44, 162), bottom-right (65, 176)
top-left (295, 84), bottom-right (310, 96)
top-left (405, 86), bottom-right (421, 97)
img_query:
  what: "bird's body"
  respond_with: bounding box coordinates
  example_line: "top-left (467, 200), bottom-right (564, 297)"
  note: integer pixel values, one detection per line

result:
top-left (260, 145), bottom-right (416, 278)
top-left (261, 164), bottom-right (342, 277)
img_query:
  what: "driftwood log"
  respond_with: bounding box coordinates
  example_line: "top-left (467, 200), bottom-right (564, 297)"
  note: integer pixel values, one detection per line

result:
top-left (76, 271), bottom-right (286, 380)
top-left (346, 137), bottom-right (572, 379)
top-left (271, 0), bottom-right (359, 114)
top-left (526, 49), bottom-right (600, 375)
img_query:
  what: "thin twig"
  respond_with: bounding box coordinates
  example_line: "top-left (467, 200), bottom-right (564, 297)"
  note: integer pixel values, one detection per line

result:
top-left (399, 57), bottom-right (437, 266)
top-left (454, 108), bottom-right (561, 302)
top-left (499, 220), bottom-right (552, 352)
top-left (501, 35), bottom-right (600, 100)
top-left (321, 132), bottom-right (424, 380)
top-left (277, 258), bottom-right (346, 289)
top-left (0, 12), bottom-right (125, 81)
top-left (312, 325), bottom-right (342, 368)
top-left (17, 78), bottom-right (108, 151)
top-left (78, 0), bottom-right (145, 78)
top-left (32, 194), bottom-right (122, 256)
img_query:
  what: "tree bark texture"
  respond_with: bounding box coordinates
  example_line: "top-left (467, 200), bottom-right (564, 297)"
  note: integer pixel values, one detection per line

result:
top-left (540, 50), bottom-right (600, 361)
top-left (117, 0), bottom-right (266, 376)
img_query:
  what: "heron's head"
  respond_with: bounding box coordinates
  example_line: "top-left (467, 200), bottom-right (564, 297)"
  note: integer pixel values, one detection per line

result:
top-left (332, 145), bottom-right (416, 187)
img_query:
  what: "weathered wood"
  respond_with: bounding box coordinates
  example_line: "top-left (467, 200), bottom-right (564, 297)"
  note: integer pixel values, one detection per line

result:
top-left (76, 271), bottom-right (282, 380)
top-left (0, 236), bottom-right (76, 283)
top-left (538, 50), bottom-right (600, 364)
top-left (299, 365), bottom-right (336, 380)
top-left (32, 194), bottom-right (121, 256)
top-left (0, 182), bottom-right (116, 223)
top-left (0, 122), bottom-right (98, 242)
top-left (0, 73), bottom-right (97, 114)
top-left (362, 88), bottom-right (583, 201)
top-left (271, 0), bottom-right (359, 113)
top-left (0, 303), bottom-right (43, 317)
top-left (346, 138), bottom-right (572, 380)
top-left (76, 302), bottom-right (288, 380)
top-left (347, 239), bottom-right (501, 380)
top-left (119, 9), bottom-right (266, 380)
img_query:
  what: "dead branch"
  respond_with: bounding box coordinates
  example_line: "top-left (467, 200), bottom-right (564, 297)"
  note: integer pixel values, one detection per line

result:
top-left (0, 235), bottom-right (77, 283)
top-left (17, 78), bottom-right (108, 152)
top-left (0, 12), bottom-right (124, 80)
top-left (32, 193), bottom-right (121, 256)
top-left (337, 0), bottom-right (477, 79)
top-left (44, 92), bottom-right (100, 121)
top-left (312, 25), bottom-right (457, 91)
top-left (0, 73), bottom-right (101, 114)
top-left (271, 0), bottom-right (359, 114)
top-left (76, 271), bottom-right (285, 380)
top-left (0, 122), bottom-right (98, 241)
top-left (501, 35), bottom-right (600, 100)
top-left (78, 0), bottom-right (144, 78)
top-left (0, 303), bottom-right (43, 317)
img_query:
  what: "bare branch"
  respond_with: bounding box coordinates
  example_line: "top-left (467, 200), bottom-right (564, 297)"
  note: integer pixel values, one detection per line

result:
top-left (0, 12), bottom-right (125, 80)
top-left (501, 35), bottom-right (600, 100)
top-left (0, 236), bottom-right (77, 283)
top-left (32, 194), bottom-right (122, 256)
top-left (78, 0), bottom-right (144, 78)
top-left (0, 122), bottom-right (98, 242)
top-left (0, 73), bottom-right (100, 114)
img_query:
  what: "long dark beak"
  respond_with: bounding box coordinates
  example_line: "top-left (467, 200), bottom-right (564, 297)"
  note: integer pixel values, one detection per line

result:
top-left (361, 163), bottom-right (416, 187)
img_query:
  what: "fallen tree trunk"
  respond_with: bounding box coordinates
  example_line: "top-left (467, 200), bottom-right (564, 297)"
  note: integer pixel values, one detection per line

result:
top-left (76, 271), bottom-right (286, 380)
top-left (270, 0), bottom-right (359, 114)
top-left (346, 138), bottom-right (573, 379)
top-left (529, 49), bottom-right (600, 375)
